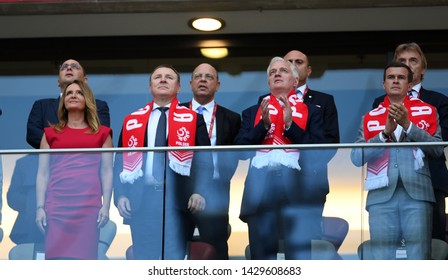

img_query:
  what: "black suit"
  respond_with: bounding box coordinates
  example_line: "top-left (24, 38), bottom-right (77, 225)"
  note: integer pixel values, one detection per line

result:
top-left (235, 101), bottom-right (326, 259)
top-left (7, 154), bottom-right (45, 245)
top-left (113, 108), bottom-right (212, 259)
top-left (372, 88), bottom-right (448, 240)
top-left (181, 101), bottom-right (241, 259)
top-left (26, 96), bottom-right (110, 149)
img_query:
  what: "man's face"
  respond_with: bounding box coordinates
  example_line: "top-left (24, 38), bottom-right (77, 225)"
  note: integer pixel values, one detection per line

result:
top-left (190, 63), bottom-right (220, 102)
top-left (284, 50), bottom-right (310, 86)
top-left (383, 67), bottom-right (411, 100)
top-left (150, 67), bottom-right (180, 101)
top-left (58, 59), bottom-right (85, 88)
top-left (267, 60), bottom-right (297, 94)
top-left (395, 50), bottom-right (425, 85)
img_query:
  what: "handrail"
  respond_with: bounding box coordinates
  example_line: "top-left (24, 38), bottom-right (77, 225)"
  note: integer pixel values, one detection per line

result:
top-left (1, 141), bottom-right (447, 155)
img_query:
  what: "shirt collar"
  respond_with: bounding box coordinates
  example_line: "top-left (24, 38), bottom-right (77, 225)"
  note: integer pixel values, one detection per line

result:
top-left (192, 99), bottom-right (215, 112)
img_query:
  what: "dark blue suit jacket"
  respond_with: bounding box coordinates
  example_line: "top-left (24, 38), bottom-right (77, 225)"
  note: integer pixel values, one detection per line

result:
top-left (26, 97), bottom-right (110, 149)
top-left (180, 102), bottom-right (242, 183)
top-left (113, 112), bottom-right (212, 221)
top-left (7, 154), bottom-right (44, 244)
top-left (235, 102), bottom-right (326, 220)
top-left (372, 88), bottom-right (448, 193)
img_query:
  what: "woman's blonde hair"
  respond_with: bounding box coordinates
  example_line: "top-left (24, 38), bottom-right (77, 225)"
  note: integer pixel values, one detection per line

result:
top-left (54, 80), bottom-right (100, 134)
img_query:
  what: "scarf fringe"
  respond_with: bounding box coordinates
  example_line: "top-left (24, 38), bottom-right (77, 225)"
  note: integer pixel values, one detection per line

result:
top-left (251, 150), bottom-right (301, 170)
top-left (169, 159), bottom-right (191, 176)
top-left (120, 168), bottom-right (143, 184)
top-left (413, 148), bottom-right (425, 170)
top-left (364, 173), bottom-right (389, 191)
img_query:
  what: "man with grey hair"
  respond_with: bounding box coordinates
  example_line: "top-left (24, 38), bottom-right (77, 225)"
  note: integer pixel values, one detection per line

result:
top-left (235, 56), bottom-right (325, 259)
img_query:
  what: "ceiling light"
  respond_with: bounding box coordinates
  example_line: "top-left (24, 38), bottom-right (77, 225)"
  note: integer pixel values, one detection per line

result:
top-left (189, 17), bottom-right (224, 32)
top-left (200, 48), bottom-right (228, 59)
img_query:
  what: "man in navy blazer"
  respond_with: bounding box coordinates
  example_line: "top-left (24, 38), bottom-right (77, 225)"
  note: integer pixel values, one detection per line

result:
top-left (181, 63), bottom-right (241, 259)
top-left (26, 59), bottom-right (110, 149)
top-left (7, 154), bottom-right (44, 245)
top-left (372, 43), bottom-right (448, 241)
top-left (258, 50), bottom-right (340, 202)
top-left (235, 57), bottom-right (326, 259)
top-left (114, 65), bottom-right (212, 260)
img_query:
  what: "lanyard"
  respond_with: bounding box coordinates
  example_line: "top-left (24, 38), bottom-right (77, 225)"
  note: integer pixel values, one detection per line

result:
top-left (190, 101), bottom-right (217, 139)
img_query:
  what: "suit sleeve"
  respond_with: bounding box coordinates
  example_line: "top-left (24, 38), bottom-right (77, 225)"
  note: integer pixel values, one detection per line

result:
top-left (284, 104), bottom-right (326, 144)
top-left (191, 116), bottom-right (213, 196)
top-left (112, 128), bottom-right (127, 207)
top-left (7, 160), bottom-right (27, 212)
top-left (96, 99), bottom-right (111, 128)
top-left (432, 93), bottom-right (448, 141)
top-left (26, 101), bottom-right (45, 149)
top-left (234, 105), bottom-right (268, 145)
top-left (323, 95), bottom-right (340, 144)
top-left (350, 115), bottom-right (388, 167)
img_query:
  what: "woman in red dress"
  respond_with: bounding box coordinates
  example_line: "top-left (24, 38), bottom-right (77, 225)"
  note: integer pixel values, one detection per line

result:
top-left (36, 80), bottom-right (113, 260)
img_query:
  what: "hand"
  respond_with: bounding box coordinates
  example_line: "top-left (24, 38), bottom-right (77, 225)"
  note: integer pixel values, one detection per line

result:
top-left (388, 103), bottom-right (410, 129)
top-left (260, 98), bottom-right (271, 129)
top-left (97, 206), bottom-right (110, 228)
top-left (278, 95), bottom-right (292, 129)
top-left (36, 208), bottom-right (47, 234)
top-left (188, 193), bottom-right (206, 214)
top-left (117, 196), bottom-right (132, 219)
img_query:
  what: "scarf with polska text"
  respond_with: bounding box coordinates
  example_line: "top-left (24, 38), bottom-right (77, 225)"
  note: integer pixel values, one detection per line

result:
top-left (119, 98), bottom-right (197, 184)
top-left (252, 90), bottom-right (308, 170)
top-left (363, 95), bottom-right (438, 190)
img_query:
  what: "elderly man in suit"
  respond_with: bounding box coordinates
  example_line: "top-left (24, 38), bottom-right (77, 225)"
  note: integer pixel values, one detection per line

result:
top-left (258, 50), bottom-right (340, 211)
top-left (26, 59), bottom-right (110, 149)
top-left (372, 43), bottom-right (448, 242)
top-left (114, 64), bottom-right (212, 260)
top-left (181, 63), bottom-right (241, 259)
top-left (235, 57), bottom-right (326, 259)
top-left (352, 61), bottom-right (443, 259)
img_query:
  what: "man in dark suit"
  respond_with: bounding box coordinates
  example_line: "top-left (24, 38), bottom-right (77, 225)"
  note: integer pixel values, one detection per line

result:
top-left (353, 61), bottom-right (443, 259)
top-left (114, 64), bottom-right (212, 260)
top-left (26, 59), bottom-right (110, 149)
top-left (259, 50), bottom-right (340, 205)
top-left (181, 63), bottom-right (241, 259)
top-left (235, 57), bottom-right (326, 259)
top-left (7, 154), bottom-right (44, 245)
top-left (372, 43), bottom-right (448, 241)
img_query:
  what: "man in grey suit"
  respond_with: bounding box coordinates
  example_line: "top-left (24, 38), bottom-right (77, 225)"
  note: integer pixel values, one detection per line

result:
top-left (372, 42), bottom-right (448, 241)
top-left (351, 61), bottom-right (444, 259)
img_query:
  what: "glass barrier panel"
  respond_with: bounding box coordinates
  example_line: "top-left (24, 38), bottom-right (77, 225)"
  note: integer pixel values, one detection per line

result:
top-left (0, 143), bottom-right (444, 260)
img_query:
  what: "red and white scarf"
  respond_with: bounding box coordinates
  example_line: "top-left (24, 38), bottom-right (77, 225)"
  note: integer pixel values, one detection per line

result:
top-left (120, 98), bottom-right (197, 184)
top-left (363, 96), bottom-right (438, 190)
top-left (252, 90), bottom-right (308, 170)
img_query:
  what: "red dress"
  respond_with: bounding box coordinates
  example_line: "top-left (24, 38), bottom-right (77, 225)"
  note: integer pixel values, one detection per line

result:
top-left (43, 125), bottom-right (112, 259)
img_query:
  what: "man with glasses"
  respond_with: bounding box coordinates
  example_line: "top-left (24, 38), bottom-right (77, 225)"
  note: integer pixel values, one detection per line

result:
top-left (26, 59), bottom-right (110, 149)
top-left (181, 63), bottom-right (241, 259)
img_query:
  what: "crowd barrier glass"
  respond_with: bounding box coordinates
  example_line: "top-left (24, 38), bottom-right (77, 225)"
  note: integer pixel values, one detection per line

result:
top-left (0, 142), bottom-right (445, 260)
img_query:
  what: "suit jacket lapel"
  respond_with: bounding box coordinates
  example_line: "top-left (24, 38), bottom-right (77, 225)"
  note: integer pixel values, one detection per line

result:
top-left (215, 105), bottom-right (224, 145)
top-left (52, 97), bottom-right (60, 120)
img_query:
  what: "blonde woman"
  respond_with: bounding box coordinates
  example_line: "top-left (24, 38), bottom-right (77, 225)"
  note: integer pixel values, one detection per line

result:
top-left (36, 80), bottom-right (113, 259)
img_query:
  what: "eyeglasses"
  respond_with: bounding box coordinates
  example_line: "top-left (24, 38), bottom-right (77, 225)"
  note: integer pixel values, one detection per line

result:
top-left (59, 63), bottom-right (81, 71)
top-left (193, 72), bottom-right (215, 81)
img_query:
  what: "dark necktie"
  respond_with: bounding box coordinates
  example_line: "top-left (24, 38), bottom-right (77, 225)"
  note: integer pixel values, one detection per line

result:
top-left (153, 107), bottom-right (168, 182)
